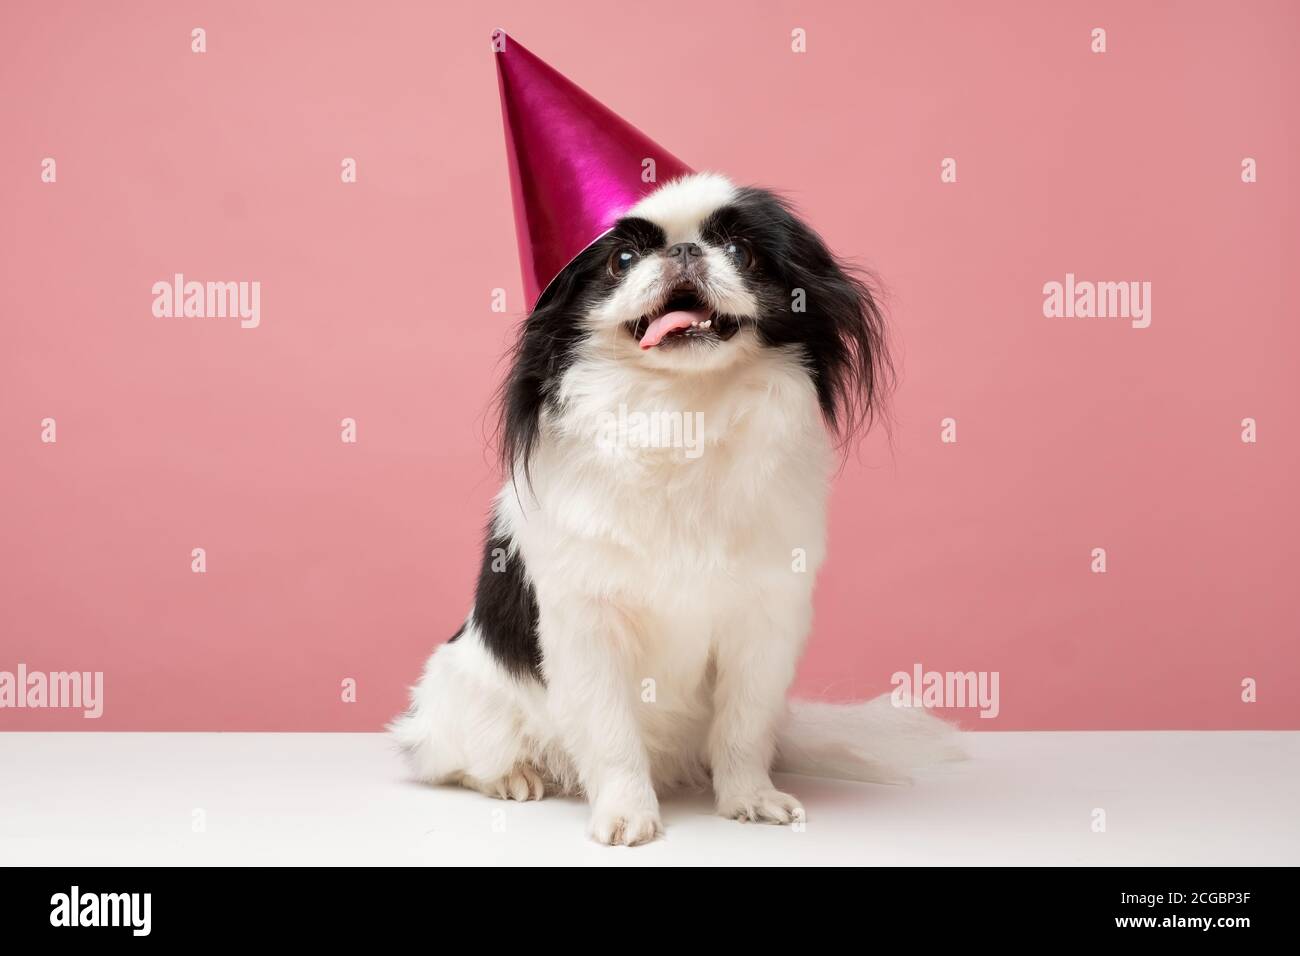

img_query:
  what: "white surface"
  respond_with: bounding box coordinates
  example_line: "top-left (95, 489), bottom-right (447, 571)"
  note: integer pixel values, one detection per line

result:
top-left (1, 731), bottom-right (1296, 866)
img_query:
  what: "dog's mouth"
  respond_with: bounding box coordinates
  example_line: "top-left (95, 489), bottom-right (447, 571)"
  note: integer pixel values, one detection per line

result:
top-left (626, 287), bottom-right (743, 350)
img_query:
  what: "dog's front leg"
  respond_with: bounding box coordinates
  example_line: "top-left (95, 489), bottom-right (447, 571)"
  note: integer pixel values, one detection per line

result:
top-left (709, 599), bottom-right (807, 824)
top-left (540, 597), bottom-right (661, 846)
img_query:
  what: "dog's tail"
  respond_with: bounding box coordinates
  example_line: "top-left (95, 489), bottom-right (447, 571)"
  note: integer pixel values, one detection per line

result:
top-left (774, 694), bottom-right (965, 784)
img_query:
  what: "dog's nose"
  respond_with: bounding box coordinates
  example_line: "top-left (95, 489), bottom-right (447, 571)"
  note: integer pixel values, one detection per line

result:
top-left (666, 242), bottom-right (703, 260)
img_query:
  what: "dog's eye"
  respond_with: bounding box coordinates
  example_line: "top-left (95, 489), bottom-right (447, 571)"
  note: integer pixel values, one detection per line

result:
top-left (724, 239), bottom-right (753, 270)
top-left (609, 248), bottom-right (639, 276)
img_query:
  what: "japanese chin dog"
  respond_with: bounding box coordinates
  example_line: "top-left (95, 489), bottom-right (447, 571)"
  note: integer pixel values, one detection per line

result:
top-left (391, 172), bottom-right (958, 845)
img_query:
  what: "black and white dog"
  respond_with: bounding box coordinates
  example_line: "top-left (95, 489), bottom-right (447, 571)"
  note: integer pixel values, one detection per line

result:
top-left (392, 173), bottom-right (956, 845)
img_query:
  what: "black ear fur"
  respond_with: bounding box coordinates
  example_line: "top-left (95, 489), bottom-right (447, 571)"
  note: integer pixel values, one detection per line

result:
top-left (493, 241), bottom-right (607, 480)
top-left (708, 187), bottom-right (892, 448)
top-left (493, 217), bottom-right (668, 480)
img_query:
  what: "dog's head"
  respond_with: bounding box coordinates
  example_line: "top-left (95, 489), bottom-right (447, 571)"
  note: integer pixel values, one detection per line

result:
top-left (499, 173), bottom-right (890, 471)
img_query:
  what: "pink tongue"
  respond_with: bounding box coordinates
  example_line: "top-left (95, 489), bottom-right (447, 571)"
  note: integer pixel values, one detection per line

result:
top-left (639, 309), bottom-right (710, 350)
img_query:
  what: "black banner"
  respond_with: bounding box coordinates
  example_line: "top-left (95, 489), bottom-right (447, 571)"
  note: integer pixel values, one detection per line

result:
top-left (0, 866), bottom-right (1287, 942)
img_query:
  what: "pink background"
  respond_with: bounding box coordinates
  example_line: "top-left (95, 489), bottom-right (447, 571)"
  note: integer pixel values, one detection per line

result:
top-left (2, 1), bottom-right (1296, 731)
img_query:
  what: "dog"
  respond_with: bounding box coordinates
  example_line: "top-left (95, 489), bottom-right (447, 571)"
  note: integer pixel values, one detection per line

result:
top-left (391, 172), bottom-right (957, 845)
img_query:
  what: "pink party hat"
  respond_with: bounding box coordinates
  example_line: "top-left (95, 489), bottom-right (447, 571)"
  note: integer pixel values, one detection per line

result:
top-left (493, 31), bottom-right (693, 307)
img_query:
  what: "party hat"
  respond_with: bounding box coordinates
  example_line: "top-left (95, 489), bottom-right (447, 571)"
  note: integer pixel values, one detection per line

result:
top-left (494, 31), bottom-right (693, 307)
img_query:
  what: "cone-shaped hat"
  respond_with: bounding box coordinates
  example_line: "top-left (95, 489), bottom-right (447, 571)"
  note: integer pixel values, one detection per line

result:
top-left (494, 31), bottom-right (693, 307)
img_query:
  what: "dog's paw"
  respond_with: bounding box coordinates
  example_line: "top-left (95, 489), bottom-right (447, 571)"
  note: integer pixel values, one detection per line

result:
top-left (717, 788), bottom-right (804, 825)
top-left (588, 805), bottom-right (662, 846)
top-left (483, 765), bottom-right (546, 801)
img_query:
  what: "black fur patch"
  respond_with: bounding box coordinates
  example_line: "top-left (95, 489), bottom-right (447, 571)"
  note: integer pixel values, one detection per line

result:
top-left (700, 187), bottom-right (891, 444)
top-left (469, 530), bottom-right (542, 680)
top-left (496, 217), bottom-right (667, 478)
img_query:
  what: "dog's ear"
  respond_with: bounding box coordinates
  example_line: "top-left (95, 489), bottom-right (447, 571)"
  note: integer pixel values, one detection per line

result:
top-left (740, 188), bottom-right (892, 447)
top-left (494, 241), bottom-right (607, 481)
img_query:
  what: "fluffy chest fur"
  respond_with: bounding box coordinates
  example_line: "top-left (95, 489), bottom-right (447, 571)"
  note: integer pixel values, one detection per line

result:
top-left (501, 343), bottom-right (832, 618)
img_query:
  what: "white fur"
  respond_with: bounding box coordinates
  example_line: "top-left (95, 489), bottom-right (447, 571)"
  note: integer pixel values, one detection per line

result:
top-left (391, 174), bottom-right (959, 845)
top-left (626, 172), bottom-right (736, 237)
